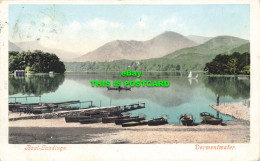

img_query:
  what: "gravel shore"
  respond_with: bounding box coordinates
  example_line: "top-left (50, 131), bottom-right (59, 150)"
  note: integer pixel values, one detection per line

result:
top-left (211, 101), bottom-right (250, 121)
top-left (9, 118), bottom-right (249, 144)
top-left (9, 101), bottom-right (250, 144)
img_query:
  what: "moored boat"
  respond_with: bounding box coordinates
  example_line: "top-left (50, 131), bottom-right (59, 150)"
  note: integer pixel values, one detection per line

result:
top-left (122, 121), bottom-right (139, 127)
top-left (79, 117), bottom-right (102, 124)
top-left (200, 112), bottom-right (222, 125)
top-left (115, 115), bottom-right (146, 125)
top-left (102, 116), bottom-right (121, 123)
top-left (179, 114), bottom-right (194, 126)
top-left (107, 87), bottom-right (131, 91)
top-left (148, 116), bottom-right (168, 126)
top-left (102, 113), bottom-right (131, 123)
top-left (65, 116), bottom-right (92, 123)
top-left (139, 120), bottom-right (149, 125)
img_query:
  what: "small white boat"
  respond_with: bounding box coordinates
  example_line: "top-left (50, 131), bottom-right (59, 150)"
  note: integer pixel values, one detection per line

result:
top-left (187, 71), bottom-right (198, 79)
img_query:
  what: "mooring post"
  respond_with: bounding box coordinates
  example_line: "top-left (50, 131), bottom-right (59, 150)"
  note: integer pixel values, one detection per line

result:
top-left (216, 94), bottom-right (219, 106)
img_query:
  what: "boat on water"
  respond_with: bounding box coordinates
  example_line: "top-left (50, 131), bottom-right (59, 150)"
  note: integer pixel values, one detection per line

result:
top-left (79, 118), bottom-right (102, 124)
top-left (115, 115), bottom-right (146, 125)
top-left (187, 71), bottom-right (198, 79)
top-left (179, 114), bottom-right (194, 126)
top-left (107, 87), bottom-right (131, 91)
top-left (148, 116), bottom-right (168, 126)
top-left (200, 112), bottom-right (222, 125)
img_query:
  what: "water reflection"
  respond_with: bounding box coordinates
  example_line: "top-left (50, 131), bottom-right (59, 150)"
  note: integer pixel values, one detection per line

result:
top-left (65, 73), bottom-right (249, 107)
top-left (9, 72), bottom-right (249, 123)
top-left (9, 74), bottom-right (65, 96)
top-left (9, 72), bottom-right (250, 106)
top-left (203, 77), bottom-right (250, 99)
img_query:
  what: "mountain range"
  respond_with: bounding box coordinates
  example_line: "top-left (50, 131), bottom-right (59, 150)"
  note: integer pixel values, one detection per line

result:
top-left (187, 35), bottom-right (212, 44)
top-left (9, 31), bottom-right (250, 71)
top-left (143, 35), bottom-right (249, 70)
top-left (8, 41), bottom-right (81, 61)
top-left (65, 34), bottom-right (249, 71)
top-left (75, 31), bottom-right (198, 62)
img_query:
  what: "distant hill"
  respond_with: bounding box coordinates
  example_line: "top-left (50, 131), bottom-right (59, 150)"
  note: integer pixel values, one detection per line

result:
top-left (187, 35), bottom-right (212, 44)
top-left (158, 36), bottom-right (249, 70)
top-left (9, 41), bottom-right (81, 62)
top-left (65, 36), bottom-right (249, 72)
top-left (228, 42), bottom-right (250, 54)
top-left (75, 31), bottom-right (198, 62)
top-left (9, 41), bottom-right (22, 52)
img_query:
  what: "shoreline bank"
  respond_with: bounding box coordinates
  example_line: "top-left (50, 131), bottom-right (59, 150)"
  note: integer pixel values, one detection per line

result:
top-left (211, 101), bottom-right (250, 121)
top-left (9, 118), bottom-right (249, 144)
top-left (9, 101), bottom-right (250, 144)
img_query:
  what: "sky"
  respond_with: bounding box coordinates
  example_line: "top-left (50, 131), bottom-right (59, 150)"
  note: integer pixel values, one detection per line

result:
top-left (8, 4), bottom-right (250, 54)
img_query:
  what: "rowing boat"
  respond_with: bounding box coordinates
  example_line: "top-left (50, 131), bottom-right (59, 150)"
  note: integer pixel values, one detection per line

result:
top-left (179, 114), bottom-right (194, 126)
top-left (200, 112), bottom-right (222, 125)
top-left (148, 116), bottom-right (168, 126)
top-left (107, 87), bottom-right (131, 90)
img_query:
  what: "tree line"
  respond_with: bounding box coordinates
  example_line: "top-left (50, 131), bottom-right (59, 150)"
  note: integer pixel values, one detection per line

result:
top-left (9, 50), bottom-right (66, 73)
top-left (204, 52), bottom-right (250, 75)
top-left (65, 60), bottom-right (194, 72)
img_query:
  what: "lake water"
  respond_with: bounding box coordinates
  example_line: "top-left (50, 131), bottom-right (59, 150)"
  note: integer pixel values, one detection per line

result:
top-left (9, 72), bottom-right (250, 124)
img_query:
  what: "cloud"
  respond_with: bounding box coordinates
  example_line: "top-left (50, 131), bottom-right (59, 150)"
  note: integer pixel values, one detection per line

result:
top-left (42, 17), bottom-right (51, 24)
top-left (41, 17), bottom-right (59, 26)
top-left (137, 15), bottom-right (149, 28)
top-left (11, 17), bottom-right (124, 53)
top-left (162, 16), bottom-right (177, 27)
top-left (68, 21), bottom-right (81, 32)
top-left (88, 18), bottom-right (123, 29)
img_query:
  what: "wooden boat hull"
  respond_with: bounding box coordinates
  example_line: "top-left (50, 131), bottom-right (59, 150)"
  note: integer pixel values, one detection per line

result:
top-left (79, 118), bottom-right (102, 124)
top-left (203, 118), bottom-right (222, 125)
top-left (139, 120), bottom-right (149, 125)
top-left (107, 87), bottom-right (131, 90)
top-left (180, 119), bottom-right (193, 126)
top-left (200, 112), bottom-right (222, 125)
top-left (102, 114), bottom-right (131, 123)
top-left (122, 121), bottom-right (139, 127)
top-left (180, 114), bottom-right (194, 126)
top-left (115, 116), bottom-right (145, 125)
top-left (102, 116), bottom-right (120, 123)
top-left (65, 116), bottom-right (92, 123)
top-left (148, 117), bottom-right (168, 126)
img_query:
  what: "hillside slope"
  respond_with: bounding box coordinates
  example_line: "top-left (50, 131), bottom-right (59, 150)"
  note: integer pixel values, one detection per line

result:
top-left (65, 36), bottom-right (250, 72)
top-left (12, 41), bottom-right (81, 61)
top-left (9, 41), bottom-right (22, 52)
top-left (75, 31), bottom-right (198, 62)
top-left (159, 36), bottom-right (249, 69)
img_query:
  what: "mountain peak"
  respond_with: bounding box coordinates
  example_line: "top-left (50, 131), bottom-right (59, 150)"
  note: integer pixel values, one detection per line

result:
top-left (75, 31), bottom-right (198, 62)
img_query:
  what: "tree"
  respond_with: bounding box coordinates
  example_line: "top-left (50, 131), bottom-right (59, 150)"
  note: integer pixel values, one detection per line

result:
top-left (8, 50), bottom-right (66, 73)
top-left (176, 64), bottom-right (181, 71)
top-left (204, 52), bottom-right (250, 75)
